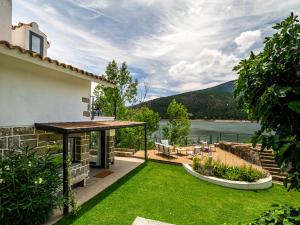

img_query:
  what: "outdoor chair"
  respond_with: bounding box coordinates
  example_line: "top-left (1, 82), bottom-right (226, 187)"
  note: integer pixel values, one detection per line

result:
top-left (163, 145), bottom-right (178, 158)
top-left (161, 139), bottom-right (169, 146)
top-left (186, 145), bottom-right (202, 158)
top-left (159, 143), bottom-right (164, 154)
top-left (155, 142), bottom-right (162, 154)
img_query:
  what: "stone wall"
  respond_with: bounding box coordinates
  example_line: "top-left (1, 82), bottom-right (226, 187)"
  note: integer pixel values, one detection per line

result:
top-left (73, 132), bottom-right (90, 185)
top-left (0, 126), bottom-right (62, 157)
top-left (218, 142), bottom-right (261, 166)
top-left (106, 129), bottom-right (115, 166)
top-left (0, 126), bottom-right (90, 186)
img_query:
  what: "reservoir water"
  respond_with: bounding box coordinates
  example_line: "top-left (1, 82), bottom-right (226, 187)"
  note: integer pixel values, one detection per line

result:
top-left (155, 120), bottom-right (260, 143)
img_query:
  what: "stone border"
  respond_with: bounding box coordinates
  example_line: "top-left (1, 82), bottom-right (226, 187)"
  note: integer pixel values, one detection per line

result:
top-left (182, 163), bottom-right (272, 190)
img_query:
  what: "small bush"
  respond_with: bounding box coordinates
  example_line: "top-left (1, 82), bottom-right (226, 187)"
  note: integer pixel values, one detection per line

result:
top-left (192, 158), bottom-right (201, 171)
top-left (192, 157), bottom-right (267, 182)
top-left (0, 146), bottom-right (64, 225)
top-left (245, 204), bottom-right (300, 224)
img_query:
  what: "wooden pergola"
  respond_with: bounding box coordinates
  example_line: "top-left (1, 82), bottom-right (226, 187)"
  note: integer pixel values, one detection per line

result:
top-left (35, 120), bottom-right (147, 214)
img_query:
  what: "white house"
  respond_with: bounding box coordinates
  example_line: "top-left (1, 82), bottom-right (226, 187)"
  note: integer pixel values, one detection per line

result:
top-left (0, 0), bottom-right (147, 216)
top-left (0, 0), bottom-right (119, 187)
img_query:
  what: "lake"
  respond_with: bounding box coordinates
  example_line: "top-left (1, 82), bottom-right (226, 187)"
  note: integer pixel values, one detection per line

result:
top-left (154, 120), bottom-right (260, 143)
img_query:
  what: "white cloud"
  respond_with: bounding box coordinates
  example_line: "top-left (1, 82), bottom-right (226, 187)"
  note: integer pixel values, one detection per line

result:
top-left (43, 5), bottom-right (58, 15)
top-left (12, 0), bottom-right (300, 99)
top-left (234, 30), bottom-right (262, 52)
top-left (168, 49), bottom-right (239, 92)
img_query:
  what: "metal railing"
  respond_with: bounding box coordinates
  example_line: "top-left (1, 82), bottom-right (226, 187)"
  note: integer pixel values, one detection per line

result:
top-left (153, 132), bottom-right (253, 145)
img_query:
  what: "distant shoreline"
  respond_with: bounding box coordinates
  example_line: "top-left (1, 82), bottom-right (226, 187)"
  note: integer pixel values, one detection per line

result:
top-left (190, 119), bottom-right (253, 123)
top-left (160, 119), bottom-right (254, 123)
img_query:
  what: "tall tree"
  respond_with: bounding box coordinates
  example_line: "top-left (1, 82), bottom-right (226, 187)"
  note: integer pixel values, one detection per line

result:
top-left (162, 99), bottom-right (191, 145)
top-left (234, 13), bottom-right (300, 191)
top-left (94, 60), bottom-right (137, 119)
top-left (117, 107), bottom-right (160, 149)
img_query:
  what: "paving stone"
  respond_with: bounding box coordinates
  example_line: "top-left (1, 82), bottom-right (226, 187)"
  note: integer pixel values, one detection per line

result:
top-left (132, 217), bottom-right (174, 225)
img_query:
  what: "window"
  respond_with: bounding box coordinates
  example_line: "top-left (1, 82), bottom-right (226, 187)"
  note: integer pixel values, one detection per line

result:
top-left (29, 31), bottom-right (44, 55)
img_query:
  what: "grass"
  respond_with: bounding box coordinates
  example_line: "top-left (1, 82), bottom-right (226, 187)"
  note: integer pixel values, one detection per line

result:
top-left (56, 161), bottom-right (300, 225)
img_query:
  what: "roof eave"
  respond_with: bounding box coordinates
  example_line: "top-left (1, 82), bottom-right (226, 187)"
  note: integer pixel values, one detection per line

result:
top-left (0, 41), bottom-right (115, 87)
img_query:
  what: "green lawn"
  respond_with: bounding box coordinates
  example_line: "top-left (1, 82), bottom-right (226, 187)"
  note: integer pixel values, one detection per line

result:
top-left (56, 161), bottom-right (300, 225)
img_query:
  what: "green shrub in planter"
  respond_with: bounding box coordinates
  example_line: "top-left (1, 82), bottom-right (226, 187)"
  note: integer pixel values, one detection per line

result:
top-left (0, 146), bottom-right (64, 225)
top-left (192, 157), bottom-right (267, 182)
top-left (192, 158), bottom-right (201, 171)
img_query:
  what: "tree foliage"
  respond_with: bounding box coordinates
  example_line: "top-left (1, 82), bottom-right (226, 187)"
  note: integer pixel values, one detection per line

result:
top-left (94, 60), bottom-right (137, 118)
top-left (137, 80), bottom-right (247, 120)
top-left (117, 107), bottom-right (160, 149)
top-left (162, 99), bottom-right (191, 145)
top-left (234, 13), bottom-right (300, 191)
top-left (0, 147), bottom-right (63, 225)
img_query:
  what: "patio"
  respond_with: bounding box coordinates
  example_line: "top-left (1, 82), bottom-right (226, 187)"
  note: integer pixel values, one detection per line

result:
top-left (45, 157), bottom-right (144, 225)
top-left (134, 147), bottom-right (263, 170)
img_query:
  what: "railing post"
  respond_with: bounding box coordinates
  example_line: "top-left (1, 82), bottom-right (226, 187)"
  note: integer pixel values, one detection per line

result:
top-left (210, 135), bottom-right (212, 144)
top-left (219, 132), bottom-right (222, 141)
top-left (237, 134), bottom-right (239, 143)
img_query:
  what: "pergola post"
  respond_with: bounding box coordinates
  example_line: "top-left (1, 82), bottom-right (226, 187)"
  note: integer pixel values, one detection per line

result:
top-left (62, 133), bottom-right (69, 215)
top-left (144, 124), bottom-right (147, 160)
top-left (100, 130), bottom-right (107, 168)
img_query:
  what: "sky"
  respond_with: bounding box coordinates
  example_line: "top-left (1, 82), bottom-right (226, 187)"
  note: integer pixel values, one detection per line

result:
top-left (13, 0), bottom-right (300, 100)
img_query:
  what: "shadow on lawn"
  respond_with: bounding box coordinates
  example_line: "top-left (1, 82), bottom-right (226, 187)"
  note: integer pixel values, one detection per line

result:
top-left (55, 162), bottom-right (147, 225)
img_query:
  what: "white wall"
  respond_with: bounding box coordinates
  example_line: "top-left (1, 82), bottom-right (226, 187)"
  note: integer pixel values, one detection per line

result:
top-left (0, 53), bottom-right (92, 126)
top-left (11, 26), bottom-right (26, 48)
top-left (0, 0), bottom-right (12, 42)
top-left (12, 22), bottom-right (50, 57)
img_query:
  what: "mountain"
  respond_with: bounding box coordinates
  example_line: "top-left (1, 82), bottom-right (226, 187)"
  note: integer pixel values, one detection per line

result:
top-left (136, 80), bottom-right (248, 120)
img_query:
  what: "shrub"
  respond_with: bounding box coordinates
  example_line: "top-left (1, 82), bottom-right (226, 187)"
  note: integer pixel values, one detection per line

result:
top-left (246, 204), bottom-right (300, 224)
top-left (224, 167), bottom-right (241, 181)
top-left (0, 146), bottom-right (64, 225)
top-left (192, 157), bottom-right (201, 171)
top-left (192, 157), bottom-right (266, 182)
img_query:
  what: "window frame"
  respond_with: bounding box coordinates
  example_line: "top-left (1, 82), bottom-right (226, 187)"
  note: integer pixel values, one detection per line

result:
top-left (29, 31), bottom-right (44, 56)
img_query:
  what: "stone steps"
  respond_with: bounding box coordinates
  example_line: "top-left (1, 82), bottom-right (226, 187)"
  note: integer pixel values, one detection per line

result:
top-left (258, 151), bottom-right (286, 183)
top-left (260, 159), bottom-right (278, 167)
top-left (260, 155), bottom-right (274, 160)
top-left (272, 175), bottom-right (286, 182)
top-left (114, 151), bottom-right (134, 157)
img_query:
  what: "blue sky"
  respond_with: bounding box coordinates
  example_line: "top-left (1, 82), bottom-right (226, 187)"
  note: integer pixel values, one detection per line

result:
top-left (13, 0), bottom-right (300, 100)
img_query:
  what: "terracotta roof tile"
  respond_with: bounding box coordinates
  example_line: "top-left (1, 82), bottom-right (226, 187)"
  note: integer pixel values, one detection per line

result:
top-left (11, 22), bottom-right (33, 30)
top-left (0, 40), bottom-right (115, 84)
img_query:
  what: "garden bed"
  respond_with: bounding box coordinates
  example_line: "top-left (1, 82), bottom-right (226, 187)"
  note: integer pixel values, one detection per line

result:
top-left (183, 163), bottom-right (272, 190)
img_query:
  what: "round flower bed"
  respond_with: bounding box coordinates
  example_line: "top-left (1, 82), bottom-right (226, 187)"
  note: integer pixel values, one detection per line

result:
top-left (183, 157), bottom-right (272, 190)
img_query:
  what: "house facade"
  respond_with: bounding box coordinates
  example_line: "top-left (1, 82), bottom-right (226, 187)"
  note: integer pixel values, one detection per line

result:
top-left (0, 0), bottom-right (117, 186)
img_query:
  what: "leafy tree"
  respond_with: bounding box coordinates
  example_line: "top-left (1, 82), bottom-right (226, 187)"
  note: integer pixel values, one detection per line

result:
top-left (94, 60), bottom-right (137, 119)
top-left (234, 13), bottom-right (300, 191)
top-left (162, 99), bottom-right (191, 145)
top-left (117, 107), bottom-right (160, 149)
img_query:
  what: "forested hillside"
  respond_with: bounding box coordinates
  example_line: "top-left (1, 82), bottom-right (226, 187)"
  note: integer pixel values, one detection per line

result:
top-left (136, 80), bottom-right (248, 120)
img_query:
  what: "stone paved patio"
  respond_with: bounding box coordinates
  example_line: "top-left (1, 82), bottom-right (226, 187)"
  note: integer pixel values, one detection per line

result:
top-left (44, 157), bottom-right (144, 225)
top-left (134, 147), bottom-right (263, 170)
top-left (132, 217), bottom-right (174, 225)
